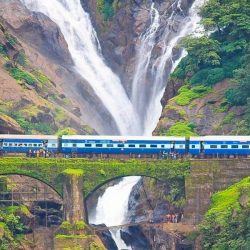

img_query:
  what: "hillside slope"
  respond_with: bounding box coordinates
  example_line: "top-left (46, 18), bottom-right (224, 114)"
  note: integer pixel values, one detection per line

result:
top-left (155, 0), bottom-right (250, 136)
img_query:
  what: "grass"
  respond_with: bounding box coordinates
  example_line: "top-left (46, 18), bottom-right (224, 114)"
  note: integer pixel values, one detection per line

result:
top-left (55, 234), bottom-right (94, 240)
top-left (174, 85), bottom-right (211, 106)
top-left (8, 67), bottom-right (37, 86)
top-left (63, 169), bottom-right (84, 177)
top-left (204, 176), bottom-right (250, 225)
top-left (163, 122), bottom-right (197, 136)
top-left (222, 112), bottom-right (235, 125)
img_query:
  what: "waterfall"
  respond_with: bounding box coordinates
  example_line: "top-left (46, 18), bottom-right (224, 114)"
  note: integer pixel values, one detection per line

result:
top-left (89, 176), bottom-right (141, 250)
top-left (131, 0), bottom-right (206, 135)
top-left (20, 0), bottom-right (139, 135)
top-left (131, 3), bottom-right (160, 133)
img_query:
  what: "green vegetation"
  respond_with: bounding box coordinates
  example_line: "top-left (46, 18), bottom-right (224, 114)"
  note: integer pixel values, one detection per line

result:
top-left (0, 205), bottom-right (27, 249)
top-left (172, 0), bottom-right (250, 133)
top-left (6, 66), bottom-right (37, 86)
top-left (222, 112), bottom-right (235, 125)
top-left (55, 234), bottom-right (93, 240)
top-left (15, 50), bottom-right (27, 66)
top-left (161, 122), bottom-right (197, 136)
top-left (60, 221), bottom-right (87, 231)
top-left (0, 158), bottom-right (190, 196)
top-left (57, 128), bottom-right (78, 137)
top-left (5, 32), bottom-right (17, 46)
top-left (0, 43), bottom-right (7, 55)
top-left (174, 85), bottom-right (211, 106)
top-left (96, 0), bottom-right (116, 20)
top-left (63, 169), bottom-right (84, 177)
top-left (200, 176), bottom-right (250, 250)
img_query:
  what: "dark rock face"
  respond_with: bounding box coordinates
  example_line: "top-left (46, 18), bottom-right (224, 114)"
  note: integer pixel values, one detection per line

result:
top-left (94, 224), bottom-right (118, 250)
top-left (121, 226), bottom-right (151, 250)
top-left (0, 0), bottom-right (72, 66)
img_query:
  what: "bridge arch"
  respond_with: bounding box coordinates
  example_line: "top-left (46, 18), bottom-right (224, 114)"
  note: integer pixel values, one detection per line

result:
top-left (0, 173), bottom-right (63, 198)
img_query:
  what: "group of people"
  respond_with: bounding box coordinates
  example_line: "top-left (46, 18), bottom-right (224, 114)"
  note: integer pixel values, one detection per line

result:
top-left (26, 149), bottom-right (49, 158)
top-left (162, 152), bottom-right (180, 160)
top-left (165, 213), bottom-right (181, 223)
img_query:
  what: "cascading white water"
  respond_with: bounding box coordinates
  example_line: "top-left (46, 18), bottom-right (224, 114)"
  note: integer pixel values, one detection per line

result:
top-left (131, 3), bottom-right (160, 133)
top-left (89, 176), bottom-right (141, 250)
top-left (20, 0), bottom-right (139, 135)
top-left (131, 0), bottom-right (206, 135)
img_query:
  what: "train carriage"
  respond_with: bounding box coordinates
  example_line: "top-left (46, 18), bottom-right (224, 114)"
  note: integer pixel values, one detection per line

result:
top-left (190, 136), bottom-right (250, 156)
top-left (0, 135), bottom-right (58, 154)
top-left (61, 135), bottom-right (187, 155)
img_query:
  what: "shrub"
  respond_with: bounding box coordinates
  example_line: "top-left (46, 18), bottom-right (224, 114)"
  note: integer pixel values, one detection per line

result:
top-left (96, 0), bottom-right (114, 20)
top-left (164, 122), bottom-right (197, 136)
top-left (56, 128), bottom-right (77, 137)
top-left (0, 43), bottom-right (7, 55)
top-left (5, 33), bottom-right (17, 46)
top-left (206, 68), bottom-right (225, 85)
top-left (8, 67), bottom-right (36, 86)
top-left (174, 84), bottom-right (210, 106)
top-left (190, 68), bottom-right (225, 85)
top-left (222, 112), bottom-right (235, 125)
top-left (16, 51), bottom-right (27, 66)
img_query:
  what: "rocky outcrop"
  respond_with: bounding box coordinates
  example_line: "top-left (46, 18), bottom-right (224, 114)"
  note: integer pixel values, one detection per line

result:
top-left (0, 112), bottom-right (24, 134)
top-left (155, 80), bottom-right (246, 135)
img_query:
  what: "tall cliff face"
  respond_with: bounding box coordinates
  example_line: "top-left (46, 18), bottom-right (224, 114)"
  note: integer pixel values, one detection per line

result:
top-left (83, 0), bottom-right (193, 91)
top-left (0, 0), bottom-right (118, 134)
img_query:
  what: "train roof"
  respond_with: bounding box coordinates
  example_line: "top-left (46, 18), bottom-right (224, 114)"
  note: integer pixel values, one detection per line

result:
top-left (62, 135), bottom-right (186, 141)
top-left (0, 134), bottom-right (58, 140)
top-left (190, 136), bottom-right (250, 141)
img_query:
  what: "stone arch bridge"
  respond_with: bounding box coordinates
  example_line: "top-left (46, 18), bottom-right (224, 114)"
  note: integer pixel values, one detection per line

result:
top-left (0, 157), bottom-right (249, 224)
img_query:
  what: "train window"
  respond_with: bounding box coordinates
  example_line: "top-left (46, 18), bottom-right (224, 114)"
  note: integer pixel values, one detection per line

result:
top-left (64, 143), bottom-right (68, 147)
top-left (221, 145), bottom-right (228, 148)
top-left (28, 144), bottom-right (32, 147)
top-left (129, 144), bottom-right (135, 148)
top-left (38, 144), bottom-right (42, 147)
top-left (179, 145), bottom-right (184, 148)
top-left (33, 144), bottom-right (37, 147)
top-left (18, 143), bottom-right (23, 147)
top-left (107, 144), bottom-right (113, 147)
top-left (24, 144), bottom-right (27, 147)
top-left (231, 145), bottom-right (238, 149)
top-left (118, 144), bottom-right (124, 147)
top-left (139, 144), bottom-right (146, 148)
top-left (161, 145), bottom-right (165, 148)
top-left (210, 145), bottom-right (217, 148)
top-left (96, 144), bottom-right (103, 147)
top-left (85, 144), bottom-right (92, 147)
top-left (3, 143), bottom-right (7, 147)
top-left (242, 145), bottom-right (249, 149)
top-left (150, 145), bottom-right (157, 148)
top-left (15, 143), bottom-right (18, 147)
top-left (191, 145), bottom-right (195, 148)
top-left (72, 144), bottom-right (77, 148)
top-left (52, 144), bottom-right (56, 147)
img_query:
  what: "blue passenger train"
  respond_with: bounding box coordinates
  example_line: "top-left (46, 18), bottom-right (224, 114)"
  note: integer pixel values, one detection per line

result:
top-left (0, 134), bottom-right (249, 157)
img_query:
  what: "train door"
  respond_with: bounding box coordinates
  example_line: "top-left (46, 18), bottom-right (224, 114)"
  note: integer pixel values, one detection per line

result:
top-left (43, 140), bottom-right (48, 150)
top-left (170, 141), bottom-right (175, 152)
top-left (200, 141), bottom-right (205, 153)
top-left (185, 138), bottom-right (190, 154)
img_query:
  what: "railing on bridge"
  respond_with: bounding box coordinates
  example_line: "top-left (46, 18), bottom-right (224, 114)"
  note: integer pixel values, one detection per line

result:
top-left (0, 178), bottom-right (63, 228)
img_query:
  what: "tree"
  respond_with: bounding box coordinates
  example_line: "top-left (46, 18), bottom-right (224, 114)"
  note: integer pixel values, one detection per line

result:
top-left (182, 36), bottom-right (221, 67)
